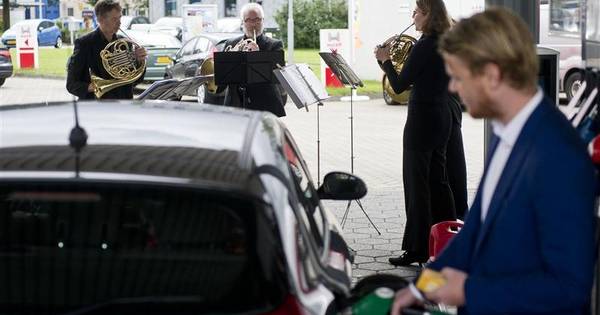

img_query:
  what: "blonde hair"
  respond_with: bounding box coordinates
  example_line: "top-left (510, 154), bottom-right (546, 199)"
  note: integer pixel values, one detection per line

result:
top-left (416, 0), bottom-right (451, 35)
top-left (439, 7), bottom-right (539, 90)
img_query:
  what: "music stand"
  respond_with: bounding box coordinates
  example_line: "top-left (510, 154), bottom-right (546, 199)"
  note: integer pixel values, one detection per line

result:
top-left (214, 50), bottom-right (284, 110)
top-left (137, 75), bottom-right (213, 100)
top-left (319, 52), bottom-right (381, 235)
top-left (274, 63), bottom-right (329, 185)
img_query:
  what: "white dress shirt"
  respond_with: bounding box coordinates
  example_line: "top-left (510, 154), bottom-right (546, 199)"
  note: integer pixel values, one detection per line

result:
top-left (481, 89), bottom-right (543, 222)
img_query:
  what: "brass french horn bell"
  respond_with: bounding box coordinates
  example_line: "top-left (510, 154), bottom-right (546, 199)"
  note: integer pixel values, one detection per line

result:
top-left (90, 33), bottom-right (146, 98)
top-left (377, 23), bottom-right (417, 74)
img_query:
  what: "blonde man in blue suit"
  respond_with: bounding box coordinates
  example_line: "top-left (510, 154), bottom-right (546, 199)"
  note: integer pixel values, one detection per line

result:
top-left (392, 7), bottom-right (597, 315)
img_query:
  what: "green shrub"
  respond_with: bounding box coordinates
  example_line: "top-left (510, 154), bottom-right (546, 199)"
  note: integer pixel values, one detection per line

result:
top-left (274, 0), bottom-right (347, 49)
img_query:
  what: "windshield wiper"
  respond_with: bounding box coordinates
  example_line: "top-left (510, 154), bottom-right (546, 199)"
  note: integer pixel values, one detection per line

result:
top-left (63, 296), bottom-right (205, 315)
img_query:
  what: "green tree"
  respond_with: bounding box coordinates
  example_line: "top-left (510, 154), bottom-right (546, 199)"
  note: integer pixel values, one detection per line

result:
top-left (274, 0), bottom-right (347, 49)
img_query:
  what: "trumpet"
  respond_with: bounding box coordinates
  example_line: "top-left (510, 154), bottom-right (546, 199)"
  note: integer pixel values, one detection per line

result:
top-left (224, 30), bottom-right (259, 52)
top-left (90, 28), bottom-right (146, 98)
top-left (376, 23), bottom-right (416, 73)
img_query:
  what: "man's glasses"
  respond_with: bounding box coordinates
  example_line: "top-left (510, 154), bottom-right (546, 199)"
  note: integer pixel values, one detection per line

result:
top-left (244, 17), bottom-right (263, 23)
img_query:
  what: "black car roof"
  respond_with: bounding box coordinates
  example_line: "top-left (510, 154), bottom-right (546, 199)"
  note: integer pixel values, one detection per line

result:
top-left (0, 101), bottom-right (271, 188)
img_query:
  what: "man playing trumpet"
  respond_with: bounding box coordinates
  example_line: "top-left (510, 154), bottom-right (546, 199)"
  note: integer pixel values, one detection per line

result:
top-left (220, 3), bottom-right (286, 117)
top-left (66, 0), bottom-right (147, 100)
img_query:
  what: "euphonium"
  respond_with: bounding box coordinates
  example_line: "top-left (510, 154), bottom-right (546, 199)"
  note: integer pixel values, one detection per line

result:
top-left (90, 36), bottom-right (146, 98)
top-left (377, 23), bottom-right (417, 73)
top-left (224, 30), bottom-right (259, 52)
top-left (199, 57), bottom-right (217, 94)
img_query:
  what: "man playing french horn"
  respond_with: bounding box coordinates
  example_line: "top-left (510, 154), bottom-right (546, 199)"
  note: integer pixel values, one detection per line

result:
top-left (66, 0), bottom-right (147, 100)
top-left (220, 3), bottom-right (286, 117)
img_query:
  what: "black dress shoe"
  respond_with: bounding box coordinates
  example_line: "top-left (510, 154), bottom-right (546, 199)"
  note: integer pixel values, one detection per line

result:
top-left (388, 251), bottom-right (428, 267)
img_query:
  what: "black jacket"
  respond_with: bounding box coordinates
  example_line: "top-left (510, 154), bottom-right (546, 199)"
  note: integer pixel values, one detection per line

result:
top-left (222, 34), bottom-right (286, 117)
top-left (382, 34), bottom-right (451, 150)
top-left (66, 28), bottom-right (143, 100)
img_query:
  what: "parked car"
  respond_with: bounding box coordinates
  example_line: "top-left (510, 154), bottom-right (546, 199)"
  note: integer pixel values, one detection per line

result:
top-left (119, 29), bottom-right (181, 82)
top-left (149, 17), bottom-right (183, 41)
top-left (1, 19), bottom-right (62, 48)
top-left (120, 15), bottom-right (150, 30)
top-left (540, 2), bottom-right (583, 101)
top-left (165, 32), bottom-right (240, 103)
top-left (0, 100), bottom-right (364, 314)
top-left (0, 42), bottom-right (13, 87)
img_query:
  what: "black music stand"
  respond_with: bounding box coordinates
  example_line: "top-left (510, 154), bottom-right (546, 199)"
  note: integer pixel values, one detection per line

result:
top-left (137, 75), bottom-right (213, 100)
top-left (214, 50), bottom-right (284, 110)
top-left (319, 52), bottom-right (381, 235)
top-left (274, 63), bottom-right (329, 185)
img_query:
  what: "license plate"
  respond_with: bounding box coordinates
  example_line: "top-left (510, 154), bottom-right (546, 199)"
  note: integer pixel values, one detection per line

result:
top-left (156, 56), bottom-right (171, 65)
top-left (6, 39), bottom-right (15, 45)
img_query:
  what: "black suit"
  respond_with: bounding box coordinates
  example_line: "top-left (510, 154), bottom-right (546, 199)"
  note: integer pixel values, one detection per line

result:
top-left (221, 34), bottom-right (286, 117)
top-left (382, 33), bottom-right (455, 258)
top-left (66, 28), bottom-right (143, 100)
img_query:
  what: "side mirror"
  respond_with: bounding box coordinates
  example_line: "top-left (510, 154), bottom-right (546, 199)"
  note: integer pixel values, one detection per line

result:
top-left (317, 172), bottom-right (367, 200)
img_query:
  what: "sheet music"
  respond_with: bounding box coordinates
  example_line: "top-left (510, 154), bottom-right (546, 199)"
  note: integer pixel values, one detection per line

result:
top-left (274, 64), bottom-right (329, 109)
top-left (319, 52), bottom-right (364, 87)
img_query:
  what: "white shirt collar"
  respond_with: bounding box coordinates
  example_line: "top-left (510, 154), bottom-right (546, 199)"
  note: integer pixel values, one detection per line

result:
top-left (491, 88), bottom-right (543, 147)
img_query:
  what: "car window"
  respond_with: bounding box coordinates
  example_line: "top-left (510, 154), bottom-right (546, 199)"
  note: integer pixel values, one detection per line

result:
top-left (0, 182), bottom-right (287, 312)
top-left (194, 37), bottom-right (210, 54)
top-left (178, 38), bottom-right (197, 58)
top-left (132, 16), bottom-right (150, 25)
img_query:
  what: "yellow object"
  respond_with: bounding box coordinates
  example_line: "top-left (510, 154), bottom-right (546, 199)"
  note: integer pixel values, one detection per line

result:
top-left (416, 269), bottom-right (447, 293)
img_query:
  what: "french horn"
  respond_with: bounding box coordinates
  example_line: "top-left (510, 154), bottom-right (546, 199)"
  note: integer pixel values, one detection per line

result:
top-left (90, 34), bottom-right (146, 98)
top-left (377, 23), bottom-right (417, 73)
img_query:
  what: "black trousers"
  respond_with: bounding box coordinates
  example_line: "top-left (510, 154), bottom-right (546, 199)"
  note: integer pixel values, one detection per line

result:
top-left (402, 146), bottom-right (456, 257)
top-left (447, 118), bottom-right (468, 219)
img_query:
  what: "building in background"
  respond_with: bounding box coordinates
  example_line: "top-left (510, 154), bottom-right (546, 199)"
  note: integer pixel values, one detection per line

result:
top-left (5, 0), bottom-right (60, 24)
top-left (149, 0), bottom-right (285, 30)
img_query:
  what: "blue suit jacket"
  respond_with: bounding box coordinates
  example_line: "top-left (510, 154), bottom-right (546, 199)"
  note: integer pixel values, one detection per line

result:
top-left (429, 97), bottom-right (597, 315)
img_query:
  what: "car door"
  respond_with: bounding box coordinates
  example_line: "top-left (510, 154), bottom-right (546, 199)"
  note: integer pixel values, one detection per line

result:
top-left (170, 37), bottom-right (197, 79)
top-left (36, 21), bottom-right (48, 45)
top-left (40, 21), bottom-right (56, 46)
top-left (282, 132), bottom-right (352, 273)
top-left (281, 133), bottom-right (353, 302)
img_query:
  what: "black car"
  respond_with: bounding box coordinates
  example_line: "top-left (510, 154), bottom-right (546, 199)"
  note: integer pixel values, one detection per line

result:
top-left (0, 42), bottom-right (13, 87)
top-left (165, 32), bottom-right (240, 104)
top-left (0, 101), bottom-right (374, 314)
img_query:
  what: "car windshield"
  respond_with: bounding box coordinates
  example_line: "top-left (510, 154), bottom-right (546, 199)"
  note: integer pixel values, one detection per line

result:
top-left (0, 182), bottom-right (287, 314)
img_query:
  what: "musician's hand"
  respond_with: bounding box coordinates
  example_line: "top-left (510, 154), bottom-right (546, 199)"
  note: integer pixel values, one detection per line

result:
top-left (390, 288), bottom-right (420, 315)
top-left (135, 47), bottom-right (147, 62)
top-left (243, 41), bottom-right (259, 52)
top-left (374, 45), bottom-right (391, 62)
top-left (88, 83), bottom-right (95, 92)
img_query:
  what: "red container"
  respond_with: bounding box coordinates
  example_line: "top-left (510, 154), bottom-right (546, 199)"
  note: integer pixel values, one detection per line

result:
top-left (429, 221), bottom-right (463, 259)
